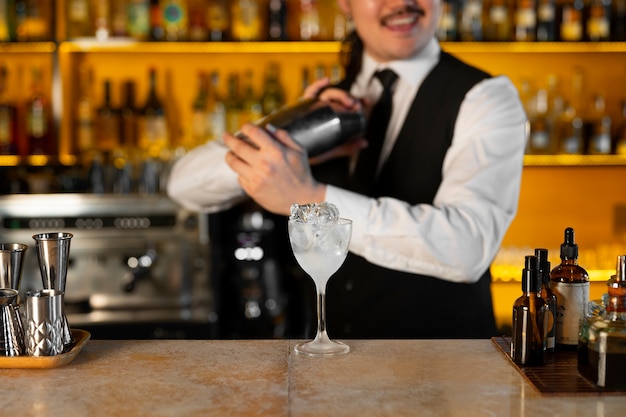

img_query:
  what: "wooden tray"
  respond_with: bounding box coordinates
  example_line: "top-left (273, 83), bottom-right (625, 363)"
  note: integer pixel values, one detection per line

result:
top-left (492, 336), bottom-right (626, 396)
top-left (0, 329), bottom-right (90, 369)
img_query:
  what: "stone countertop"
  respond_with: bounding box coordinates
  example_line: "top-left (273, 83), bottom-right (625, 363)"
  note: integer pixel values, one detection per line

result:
top-left (1, 339), bottom-right (625, 416)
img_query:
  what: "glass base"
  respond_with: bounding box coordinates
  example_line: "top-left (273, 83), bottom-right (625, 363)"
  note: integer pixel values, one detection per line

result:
top-left (294, 338), bottom-right (350, 357)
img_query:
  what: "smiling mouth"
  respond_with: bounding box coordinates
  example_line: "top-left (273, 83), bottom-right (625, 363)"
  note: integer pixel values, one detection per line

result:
top-left (381, 6), bottom-right (425, 28)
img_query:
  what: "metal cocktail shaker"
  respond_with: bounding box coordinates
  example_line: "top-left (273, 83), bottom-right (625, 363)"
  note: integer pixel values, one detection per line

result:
top-left (238, 97), bottom-right (367, 157)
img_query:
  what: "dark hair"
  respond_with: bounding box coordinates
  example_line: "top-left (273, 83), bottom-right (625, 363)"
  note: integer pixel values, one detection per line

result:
top-left (340, 30), bottom-right (363, 85)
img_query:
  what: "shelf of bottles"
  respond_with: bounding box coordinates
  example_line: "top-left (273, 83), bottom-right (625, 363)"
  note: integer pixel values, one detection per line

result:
top-left (1, 0), bottom-right (626, 194)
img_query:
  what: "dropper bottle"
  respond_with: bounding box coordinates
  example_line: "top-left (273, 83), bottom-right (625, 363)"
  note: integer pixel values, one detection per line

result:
top-left (512, 255), bottom-right (548, 366)
top-left (549, 227), bottom-right (589, 350)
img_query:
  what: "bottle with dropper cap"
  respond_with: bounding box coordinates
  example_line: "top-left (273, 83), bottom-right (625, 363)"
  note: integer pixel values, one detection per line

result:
top-left (536, 248), bottom-right (557, 353)
top-left (578, 255), bottom-right (626, 389)
top-left (549, 227), bottom-right (590, 350)
top-left (512, 255), bottom-right (548, 366)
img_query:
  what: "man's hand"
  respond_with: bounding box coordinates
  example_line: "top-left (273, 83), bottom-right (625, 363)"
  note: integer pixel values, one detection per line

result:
top-left (224, 123), bottom-right (326, 216)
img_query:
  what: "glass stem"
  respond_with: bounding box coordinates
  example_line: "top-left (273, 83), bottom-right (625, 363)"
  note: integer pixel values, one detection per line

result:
top-left (315, 289), bottom-right (331, 343)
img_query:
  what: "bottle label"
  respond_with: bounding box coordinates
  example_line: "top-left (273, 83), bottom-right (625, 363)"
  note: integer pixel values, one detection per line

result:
top-left (550, 281), bottom-right (589, 346)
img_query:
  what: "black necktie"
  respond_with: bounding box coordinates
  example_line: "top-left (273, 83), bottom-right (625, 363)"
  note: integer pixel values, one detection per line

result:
top-left (354, 69), bottom-right (398, 185)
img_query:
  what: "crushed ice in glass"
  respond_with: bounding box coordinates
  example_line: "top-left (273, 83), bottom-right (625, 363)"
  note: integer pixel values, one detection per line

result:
top-left (289, 202), bottom-right (340, 224)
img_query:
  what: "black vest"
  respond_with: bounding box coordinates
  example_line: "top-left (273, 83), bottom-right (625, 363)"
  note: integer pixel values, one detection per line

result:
top-left (318, 52), bottom-right (497, 339)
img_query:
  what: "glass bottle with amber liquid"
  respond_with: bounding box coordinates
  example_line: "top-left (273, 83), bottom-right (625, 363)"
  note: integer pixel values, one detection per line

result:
top-left (560, 0), bottom-right (585, 41)
top-left (536, 248), bottom-right (557, 353)
top-left (231, 0), bottom-right (266, 41)
top-left (483, 0), bottom-right (514, 41)
top-left (587, 94), bottom-right (612, 155)
top-left (586, 0), bottom-right (611, 41)
top-left (0, 65), bottom-right (18, 156)
top-left (550, 227), bottom-right (589, 350)
top-left (206, 0), bottom-right (230, 41)
top-left (515, 0), bottom-right (537, 41)
top-left (536, 0), bottom-right (557, 40)
top-left (512, 255), bottom-right (548, 366)
top-left (26, 66), bottom-right (53, 156)
top-left (139, 67), bottom-right (168, 194)
top-left (96, 79), bottom-right (120, 154)
top-left (578, 255), bottom-right (626, 389)
top-left (162, 0), bottom-right (187, 41)
top-left (75, 66), bottom-right (95, 161)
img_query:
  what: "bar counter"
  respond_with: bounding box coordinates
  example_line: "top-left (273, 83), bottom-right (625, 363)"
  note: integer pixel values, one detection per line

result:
top-left (2, 338), bottom-right (625, 416)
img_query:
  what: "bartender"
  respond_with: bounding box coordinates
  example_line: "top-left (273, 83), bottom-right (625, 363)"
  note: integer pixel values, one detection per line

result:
top-left (167, 0), bottom-right (527, 339)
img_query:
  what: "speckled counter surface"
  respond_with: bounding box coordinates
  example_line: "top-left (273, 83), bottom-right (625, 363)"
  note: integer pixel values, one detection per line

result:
top-left (1, 339), bottom-right (625, 416)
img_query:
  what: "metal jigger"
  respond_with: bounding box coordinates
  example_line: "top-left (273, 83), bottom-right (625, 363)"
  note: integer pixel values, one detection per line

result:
top-left (0, 243), bottom-right (29, 291)
top-left (32, 232), bottom-right (74, 349)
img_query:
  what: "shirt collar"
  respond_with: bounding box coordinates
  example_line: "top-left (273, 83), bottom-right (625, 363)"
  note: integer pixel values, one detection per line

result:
top-left (357, 37), bottom-right (441, 90)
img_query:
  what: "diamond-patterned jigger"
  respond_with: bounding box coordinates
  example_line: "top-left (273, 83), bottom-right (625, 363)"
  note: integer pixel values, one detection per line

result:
top-left (0, 289), bottom-right (25, 357)
top-left (25, 289), bottom-right (64, 357)
top-left (0, 243), bottom-right (28, 291)
top-left (32, 232), bottom-right (73, 348)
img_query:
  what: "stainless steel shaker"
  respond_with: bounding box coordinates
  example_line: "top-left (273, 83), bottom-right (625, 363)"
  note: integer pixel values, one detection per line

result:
top-left (238, 97), bottom-right (367, 157)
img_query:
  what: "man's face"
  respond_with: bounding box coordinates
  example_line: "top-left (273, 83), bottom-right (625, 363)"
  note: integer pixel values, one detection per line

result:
top-left (338, 0), bottom-right (441, 63)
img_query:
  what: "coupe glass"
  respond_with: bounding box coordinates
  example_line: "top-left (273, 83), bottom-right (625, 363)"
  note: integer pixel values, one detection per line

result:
top-left (288, 217), bottom-right (352, 356)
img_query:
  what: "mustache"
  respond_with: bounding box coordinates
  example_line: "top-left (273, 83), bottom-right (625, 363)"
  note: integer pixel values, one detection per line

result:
top-left (382, 5), bottom-right (426, 21)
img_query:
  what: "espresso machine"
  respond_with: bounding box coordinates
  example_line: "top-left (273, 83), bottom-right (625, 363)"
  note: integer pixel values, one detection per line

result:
top-left (0, 193), bottom-right (215, 339)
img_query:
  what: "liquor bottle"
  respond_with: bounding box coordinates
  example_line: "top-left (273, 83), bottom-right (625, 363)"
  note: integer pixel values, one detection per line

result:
top-left (483, 0), bottom-right (514, 41)
top-left (556, 102), bottom-right (585, 155)
top-left (111, 0), bottom-right (128, 37)
top-left (511, 255), bottom-right (548, 366)
top-left (139, 67), bottom-right (168, 159)
top-left (149, 0), bottom-right (164, 41)
top-left (224, 72), bottom-right (242, 133)
top-left (536, 248), bottom-right (557, 353)
top-left (15, 0), bottom-right (51, 41)
top-left (95, 79), bottom-right (120, 153)
top-left (0, 0), bottom-right (14, 42)
top-left (297, 0), bottom-right (321, 41)
top-left (113, 80), bottom-right (139, 194)
top-left (578, 255), bottom-right (626, 389)
top-left (459, 0), bottom-right (483, 41)
top-left (615, 100), bottom-right (626, 155)
top-left (515, 0), bottom-right (537, 41)
top-left (437, 0), bottom-right (459, 41)
top-left (206, 0), bottom-right (230, 41)
top-left (162, 0), bottom-right (187, 41)
top-left (0, 65), bottom-right (18, 155)
top-left (75, 66), bottom-right (95, 158)
top-left (560, 0), bottom-right (585, 41)
top-left (187, 0), bottom-right (208, 41)
top-left (190, 71), bottom-right (209, 148)
top-left (241, 70), bottom-right (263, 126)
top-left (66, 0), bottom-right (92, 39)
top-left (126, 0), bottom-right (150, 40)
top-left (527, 88), bottom-right (553, 154)
top-left (261, 62), bottom-right (285, 116)
top-left (613, 0), bottom-right (626, 40)
top-left (119, 80), bottom-right (139, 153)
top-left (586, 0), bottom-right (611, 41)
top-left (231, 0), bottom-right (266, 41)
top-left (550, 227), bottom-right (589, 349)
top-left (207, 71), bottom-right (226, 141)
top-left (93, 0), bottom-right (110, 40)
top-left (587, 94), bottom-right (612, 155)
top-left (267, 0), bottom-right (287, 40)
top-left (536, 0), bottom-right (556, 40)
top-left (25, 66), bottom-right (52, 155)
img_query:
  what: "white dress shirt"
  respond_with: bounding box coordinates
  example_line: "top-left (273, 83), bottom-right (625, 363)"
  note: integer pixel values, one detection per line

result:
top-left (167, 38), bottom-right (527, 285)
